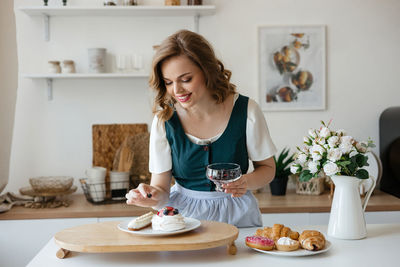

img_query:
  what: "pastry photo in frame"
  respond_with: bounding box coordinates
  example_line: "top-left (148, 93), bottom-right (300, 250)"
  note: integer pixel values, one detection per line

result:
top-left (258, 25), bottom-right (326, 111)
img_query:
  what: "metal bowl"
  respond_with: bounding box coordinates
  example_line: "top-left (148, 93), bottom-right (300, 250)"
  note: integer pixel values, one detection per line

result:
top-left (29, 176), bottom-right (73, 193)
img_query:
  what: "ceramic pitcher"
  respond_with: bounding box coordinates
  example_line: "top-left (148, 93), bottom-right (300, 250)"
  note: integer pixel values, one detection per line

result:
top-left (327, 175), bottom-right (376, 239)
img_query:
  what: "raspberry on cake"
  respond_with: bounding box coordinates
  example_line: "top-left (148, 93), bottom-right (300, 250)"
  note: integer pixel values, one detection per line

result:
top-left (152, 207), bottom-right (186, 232)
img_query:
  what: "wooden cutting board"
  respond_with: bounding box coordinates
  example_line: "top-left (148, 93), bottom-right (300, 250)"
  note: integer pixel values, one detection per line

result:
top-left (92, 124), bottom-right (148, 194)
top-left (54, 220), bottom-right (238, 257)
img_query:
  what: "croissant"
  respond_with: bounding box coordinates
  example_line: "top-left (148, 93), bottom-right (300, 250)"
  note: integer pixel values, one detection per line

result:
top-left (299, 230), bottom-right (326, 251)
top-left (255, 224), bottom-right (299, 241)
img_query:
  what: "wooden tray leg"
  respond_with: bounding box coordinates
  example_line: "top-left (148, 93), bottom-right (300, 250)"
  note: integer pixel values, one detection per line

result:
top-left (227, 241), bottom-right (237, 255)
top-left (56, 248), bottom-right (70, 259)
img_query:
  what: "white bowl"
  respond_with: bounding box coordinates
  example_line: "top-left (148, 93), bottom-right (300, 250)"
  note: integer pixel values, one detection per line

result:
top-left (29, 176), bottom-right (73, 193)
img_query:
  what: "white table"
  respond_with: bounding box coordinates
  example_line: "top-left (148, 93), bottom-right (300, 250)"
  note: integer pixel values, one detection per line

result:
top-left (28, 224), bottom-right (400, 267)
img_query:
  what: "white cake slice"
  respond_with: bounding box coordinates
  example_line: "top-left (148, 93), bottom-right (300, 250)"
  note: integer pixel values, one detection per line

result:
top-left (128, 211), bottom-right (154, 231)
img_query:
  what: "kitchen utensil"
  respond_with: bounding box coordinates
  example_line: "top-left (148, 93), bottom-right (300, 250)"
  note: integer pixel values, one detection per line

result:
top-left (54, 220), bottom-right (238, 259)
top-left (109, 171), bottom-right (129, 200)
top-left (117, 137), bottom-right (134, 172)
top-left (29, 176), bottom-right (73, 193)
top-left (206, 163), bottom-right (242, 192)
top-left (126, 133), bottom-right (151, 185)
top-left (327, 174), bottom-right (376, 239)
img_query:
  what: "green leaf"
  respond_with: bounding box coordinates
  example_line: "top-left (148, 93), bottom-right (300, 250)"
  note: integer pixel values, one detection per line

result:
top-left (336, 161), bottom-right (351, 167)
top-left (355, 169), bottom-right (369, 179)
top-left (355, 154), bottom-right (368, 168)
top-left (274, 148), bottom-right (294, 177)
top-left (347, 162), bottom-right (357, 174)
top-left (299, 170), bottom-right (312, 182)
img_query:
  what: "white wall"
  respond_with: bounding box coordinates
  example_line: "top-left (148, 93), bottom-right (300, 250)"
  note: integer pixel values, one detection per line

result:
top-left (0, 0), bottom-right (18, 194)
top-left (5, 0), bottom-right (400, 192)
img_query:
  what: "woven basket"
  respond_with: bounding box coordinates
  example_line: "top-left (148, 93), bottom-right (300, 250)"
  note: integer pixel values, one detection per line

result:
top-left (296, 177), bottom-right (325, 195)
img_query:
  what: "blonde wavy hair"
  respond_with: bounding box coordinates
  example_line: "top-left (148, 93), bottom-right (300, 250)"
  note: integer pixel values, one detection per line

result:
top-left (149, 29), bottom-right (236, 122)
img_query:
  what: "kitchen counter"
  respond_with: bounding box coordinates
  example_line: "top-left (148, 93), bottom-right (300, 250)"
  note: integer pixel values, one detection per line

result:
top-left (1, 189), bottom-right (400, 220)
top-left (27, 223), bottom-right (400, 267)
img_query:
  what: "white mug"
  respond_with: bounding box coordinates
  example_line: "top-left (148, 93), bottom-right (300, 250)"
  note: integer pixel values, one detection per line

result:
top-left (85, 166), bottom-right (106, 183)
top-left (88, 182), bottom-right (106, 202)
top-left (85, 166), bottom-right (106, 202)
top-left (109, 171), bottom-right (130, 200)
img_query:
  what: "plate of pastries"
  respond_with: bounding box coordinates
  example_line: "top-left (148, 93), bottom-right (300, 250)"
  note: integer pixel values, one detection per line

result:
top-left (245, 224), bottom-right (331, 257)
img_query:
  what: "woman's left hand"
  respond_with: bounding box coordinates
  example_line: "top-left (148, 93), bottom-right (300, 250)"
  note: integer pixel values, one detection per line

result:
top-left (222, 175), bottom-right (248, 197)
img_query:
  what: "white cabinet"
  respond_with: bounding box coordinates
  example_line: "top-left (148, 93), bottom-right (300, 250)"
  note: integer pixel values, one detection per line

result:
top-left (0, 218), bottom-right (96, 267)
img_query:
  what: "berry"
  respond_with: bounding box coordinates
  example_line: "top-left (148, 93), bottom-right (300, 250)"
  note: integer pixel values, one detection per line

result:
top-left (173, 210), bottom-right (179, 215)
top-left (163, 209), bottom-right (169, 215)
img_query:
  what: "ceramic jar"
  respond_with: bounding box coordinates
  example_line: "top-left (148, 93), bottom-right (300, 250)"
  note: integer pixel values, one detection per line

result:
top-left (165, 0), bottom-right (180, 6)
top-left (327, 175), bottom-right (376, 239)
top-left (88, 48), bottom-right (107, 73)
top-left (188, 0), bottom-right (202, 5)
top-left (62, 60), bottom-right (76, 73)
top-left (123, 0), bottom-right (137, 5)
top-left (48, 61), bottom-right (61, 73)
top-left (104, 0), bottom-right (117, 6)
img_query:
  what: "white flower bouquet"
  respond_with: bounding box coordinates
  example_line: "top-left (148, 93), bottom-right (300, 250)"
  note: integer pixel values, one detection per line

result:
top-left (290, 121), bottom-right (375, 182)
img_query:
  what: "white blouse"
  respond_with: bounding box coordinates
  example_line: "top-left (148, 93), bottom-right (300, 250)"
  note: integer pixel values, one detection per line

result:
top-left (149, 94), bottom-right (277, 174)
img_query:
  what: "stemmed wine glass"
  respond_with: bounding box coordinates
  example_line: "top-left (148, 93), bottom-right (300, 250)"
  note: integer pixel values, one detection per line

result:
top-left (206, 163), bottom-right (242, 192)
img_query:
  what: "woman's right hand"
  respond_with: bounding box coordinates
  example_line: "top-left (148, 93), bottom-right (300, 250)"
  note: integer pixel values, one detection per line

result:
top-left (125, 183), bottom-right (166, 208)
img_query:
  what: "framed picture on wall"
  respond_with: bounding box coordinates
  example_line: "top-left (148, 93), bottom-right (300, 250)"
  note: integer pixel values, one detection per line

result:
top-left (258, 25), bottom-right (326, 111)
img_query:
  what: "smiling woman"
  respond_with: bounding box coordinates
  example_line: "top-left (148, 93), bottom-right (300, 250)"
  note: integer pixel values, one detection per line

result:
top-left (125, 30), bottom-right (277, 227)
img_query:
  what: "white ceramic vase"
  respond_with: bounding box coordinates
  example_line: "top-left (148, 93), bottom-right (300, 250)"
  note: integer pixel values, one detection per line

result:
top-left (327, 175), bottom-right (376, 239)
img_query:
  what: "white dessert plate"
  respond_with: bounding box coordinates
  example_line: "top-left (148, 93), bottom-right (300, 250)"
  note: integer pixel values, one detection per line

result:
top-left (117, 217), bottom-right (201, 236)
top-left (250, 240), bottom-right (332, 257)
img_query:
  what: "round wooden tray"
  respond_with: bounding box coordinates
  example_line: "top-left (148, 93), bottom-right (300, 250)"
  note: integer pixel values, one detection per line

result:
top-left (19, 185), bottom-right (77, 197)
top-left (54, 220), bottom-right (239, 258)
